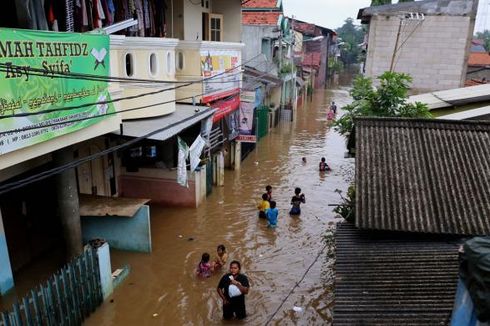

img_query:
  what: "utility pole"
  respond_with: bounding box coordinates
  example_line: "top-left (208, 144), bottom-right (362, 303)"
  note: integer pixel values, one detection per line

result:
top-left (53, 146), bottom-right (83, 260)
top-left (389, 18), bottom-right (403, 72)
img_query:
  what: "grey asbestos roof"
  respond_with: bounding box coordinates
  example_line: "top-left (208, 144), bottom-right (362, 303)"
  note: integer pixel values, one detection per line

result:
top-left (334, 222), bottom-right (461, 326)
top-left (358, 0), bottom-right (478, 22)
top-left (355, 117), bottom-right (490, 235)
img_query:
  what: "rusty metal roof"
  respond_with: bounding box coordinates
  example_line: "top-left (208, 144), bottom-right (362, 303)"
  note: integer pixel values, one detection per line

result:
top-left (334, 223), bottom-right (461, 326)
top-left (355, 117), bottom-right (490, 235)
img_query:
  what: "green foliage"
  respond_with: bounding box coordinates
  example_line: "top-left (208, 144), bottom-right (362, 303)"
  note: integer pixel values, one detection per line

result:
top-left (333, 185), bottom-right (356, 223)
top-left (474, 30), bottom-right (490, 52)
top-left (328, 59), bottom-right (343, 74)
top-left (280, 63), bottom-right (293, 75)
top-left (333, 71), bottom-right (431, 136)
top-left (371, 0), bottom-right (391, 6)
top-left (335, 18), bottom-right (365, 65)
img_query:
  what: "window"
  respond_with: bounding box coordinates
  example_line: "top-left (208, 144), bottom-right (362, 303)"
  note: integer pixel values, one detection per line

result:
top-left (209, 14), bottom-right (223, 42)
top-left (176, 51), bottom-right (184, 70)
top-left (125, 53), bottom-right (134, 77)
top-left (149, 53), bottom-right (158, 76)
top-left (166, 52), bottom-right (172, 74)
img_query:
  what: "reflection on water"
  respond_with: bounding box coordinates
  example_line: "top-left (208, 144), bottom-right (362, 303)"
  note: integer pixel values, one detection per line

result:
top-left (85, 82), bottom-right (354, 325)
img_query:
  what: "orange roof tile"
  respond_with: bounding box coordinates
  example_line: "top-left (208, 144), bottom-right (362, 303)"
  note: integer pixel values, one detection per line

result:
top-left (242, 0), bottom-right (278, 8)
top-left (465, 79), bottom-right (486, 87)
top-left (468, 52), bottom-right (490, 66)
top-left (242, 12), bottom-right (281, 25)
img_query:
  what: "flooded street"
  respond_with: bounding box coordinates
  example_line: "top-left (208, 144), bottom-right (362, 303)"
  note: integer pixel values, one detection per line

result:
top-left (85, 78), bottom-right (355, 325)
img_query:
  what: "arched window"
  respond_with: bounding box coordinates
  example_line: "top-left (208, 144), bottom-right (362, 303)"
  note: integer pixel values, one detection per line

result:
top-left (176, 51), bottom-right (184, 71)
top-left (149, 53), bottom-right (158, 76)
top-left (125, 53), bottom-right (134, 77)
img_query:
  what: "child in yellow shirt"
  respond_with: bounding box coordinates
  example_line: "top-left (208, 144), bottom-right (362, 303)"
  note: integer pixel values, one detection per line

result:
top-left (257, 193), bottom-right (270, 218)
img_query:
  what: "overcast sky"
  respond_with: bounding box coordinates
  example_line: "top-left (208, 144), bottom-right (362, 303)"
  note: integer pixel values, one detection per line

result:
top-left (283, 0), bottom-right (490, 32)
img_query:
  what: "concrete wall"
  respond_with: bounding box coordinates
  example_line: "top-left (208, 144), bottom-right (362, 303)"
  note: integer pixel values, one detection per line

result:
top-left (213, 0), bottom-right (242, 42)
top-left (119, 168), bottom-right (198, 207)
top-left (110, 36), bottom-right (179, 120)
top-left (82, 205), bottom-right (151, 253)
top-left (183, 0), bottom-right (211, 41)
top-left (242, 25), bottom-right (278, 65)
top-left (365, 15), bottom-right (474, 93)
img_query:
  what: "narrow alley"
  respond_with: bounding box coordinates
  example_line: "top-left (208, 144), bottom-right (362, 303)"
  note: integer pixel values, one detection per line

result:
top-left (85, 80), bottom-right (354, 325)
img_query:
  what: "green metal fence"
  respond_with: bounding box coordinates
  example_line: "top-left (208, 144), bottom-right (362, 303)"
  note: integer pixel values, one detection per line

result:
top-left (256, 106), bottom-right (269, 140)
top-left (0, 247), bottom-right (102, 326)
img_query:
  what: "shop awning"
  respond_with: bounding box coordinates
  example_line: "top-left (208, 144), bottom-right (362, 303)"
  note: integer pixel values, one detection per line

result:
top-left (244, 66), bottom-right (281, 86)
top-left (79, 194), bottom-right (150, 217)
top-left (212, 95), bottom-right (240, 123)
top-left (115, 104), bottom-right (214, 141)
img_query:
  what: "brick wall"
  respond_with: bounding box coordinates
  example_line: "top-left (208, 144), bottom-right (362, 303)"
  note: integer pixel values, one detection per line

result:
top-left (365, 15), bottom-right (474, 93)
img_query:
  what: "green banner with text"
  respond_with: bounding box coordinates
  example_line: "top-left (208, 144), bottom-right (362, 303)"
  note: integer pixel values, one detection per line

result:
top-left (0, 28), bottom-right (115, 155)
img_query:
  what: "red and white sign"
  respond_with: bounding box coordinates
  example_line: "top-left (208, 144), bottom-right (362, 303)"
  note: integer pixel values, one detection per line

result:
top-left (237, 135), bottom-right (257, 143)
top-left (212, 95), bottom-right (240, 123)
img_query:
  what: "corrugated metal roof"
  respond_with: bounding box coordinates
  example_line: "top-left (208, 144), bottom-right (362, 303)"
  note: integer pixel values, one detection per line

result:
top-left (355, 117), bottom-right (490, 235)
top-left (334, 222), bottom-right (461, 326)
top-left (409, 84), bottom-right (490, 109)
top-left (115, 104), bottom-right (214, 141)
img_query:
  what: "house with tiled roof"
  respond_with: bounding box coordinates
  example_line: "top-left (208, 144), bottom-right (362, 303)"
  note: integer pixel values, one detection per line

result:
top-left (291, 19), bottom-right (335, 89)
top-left (241, 0), bottom-right (299, 118)
top-left (467, 52), bottom-right (490, 85)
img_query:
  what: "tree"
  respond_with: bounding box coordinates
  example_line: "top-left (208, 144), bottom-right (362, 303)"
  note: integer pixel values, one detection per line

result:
top-left (371, 0), bottom-right (391, 6)
top-left (335, 18), bottom-right (365, 65)
top-left (474, 30), bottom-right (490, 51)
top-left (333, 72), bottom-right (431, 136)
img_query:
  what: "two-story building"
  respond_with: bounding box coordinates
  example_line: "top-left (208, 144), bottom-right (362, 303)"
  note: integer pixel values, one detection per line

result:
top-left (0, 0), bottom-right (244, 299)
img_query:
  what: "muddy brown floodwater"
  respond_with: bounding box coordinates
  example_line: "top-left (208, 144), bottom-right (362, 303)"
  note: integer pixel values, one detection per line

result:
top-left (85, 81), bottom-right (355, 326)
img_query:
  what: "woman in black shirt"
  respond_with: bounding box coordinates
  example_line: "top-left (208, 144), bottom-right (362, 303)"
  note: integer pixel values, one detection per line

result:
top-left (217, 260), bottom-right (250, 320)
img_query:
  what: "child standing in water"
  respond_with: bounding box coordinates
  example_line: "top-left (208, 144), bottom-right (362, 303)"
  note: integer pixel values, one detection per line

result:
top-left (266, 201), bottom-right (279, 228)
top-left (319, 157), bottom-right (331, 172)
top-left (196, 253), bottom-right (212, 278)
top-left (213, 245), bottom-right (228, 270)
top-left (265, 185), bottom-right (273, 202)
top-left (290, 187), bottom-right (306, 215)
top-left (257, 193), bottom-right (270, 218)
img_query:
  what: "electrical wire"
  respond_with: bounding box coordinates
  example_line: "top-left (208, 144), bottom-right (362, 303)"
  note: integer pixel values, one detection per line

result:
top-left (0, 66), bottom-right (279, 194)
top-left (0, 52), bottom-right (262, 88)
top-left (0, 107), bottom-right (213, 195)
top-left (0, 61), bottom-right (248, 84)
top-left (264, 241), bottom-right (329, 326)
top-left (0, 65), bottom-right (276, 136)
top-left (0, 54), bottom-right (265, 121)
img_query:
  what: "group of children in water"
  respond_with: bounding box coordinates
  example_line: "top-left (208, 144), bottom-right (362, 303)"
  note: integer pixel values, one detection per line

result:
top-left (196, 244), bottom-right (228, 278)
top-left (257, 157), bottom-right (331, 225)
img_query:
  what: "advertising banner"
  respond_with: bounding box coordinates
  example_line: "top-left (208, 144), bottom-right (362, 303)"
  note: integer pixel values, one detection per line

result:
top-left (212, 95), bottom-right (240, 123)
top-left (0, 28), bottom-right (115, 155)
top-left (237, 103), bottom-right (256, 142)
top-left (239, 101), bottom-right (255, 135)
top-left (200, 49), bottom-right (241, 103)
